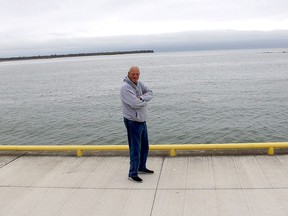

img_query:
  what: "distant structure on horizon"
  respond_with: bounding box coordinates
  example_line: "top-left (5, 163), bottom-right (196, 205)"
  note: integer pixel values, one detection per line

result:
top-left (0, 50), bottom-right (154, 62)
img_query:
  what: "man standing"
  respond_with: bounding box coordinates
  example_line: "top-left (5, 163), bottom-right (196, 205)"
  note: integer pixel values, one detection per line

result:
top-left (120, 66), bottom-right (154, 183)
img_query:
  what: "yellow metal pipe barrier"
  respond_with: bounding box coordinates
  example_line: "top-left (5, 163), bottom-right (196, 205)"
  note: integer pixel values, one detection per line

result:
top-left (0, 142), bottom-right (288, 156)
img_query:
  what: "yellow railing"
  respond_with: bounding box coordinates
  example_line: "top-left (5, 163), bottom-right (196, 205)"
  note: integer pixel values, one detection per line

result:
top-left (1, 142), bottom-right (288, 156)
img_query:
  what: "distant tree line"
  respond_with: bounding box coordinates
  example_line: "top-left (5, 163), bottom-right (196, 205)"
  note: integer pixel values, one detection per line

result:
top-left (0, 50), bottom-right (154, 62)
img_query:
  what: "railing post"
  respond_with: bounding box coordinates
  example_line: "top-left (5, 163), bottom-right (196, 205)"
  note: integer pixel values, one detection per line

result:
top-left (169, 149), bottom-right (176, 157)
top-left (77, 149), bottom-right (83, 157)
top-left (268, 147), bottom-right (274, 155)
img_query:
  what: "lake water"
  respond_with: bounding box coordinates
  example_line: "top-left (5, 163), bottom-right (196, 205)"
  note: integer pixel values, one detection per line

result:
top-left (1, 49), bottom-right (288, 145)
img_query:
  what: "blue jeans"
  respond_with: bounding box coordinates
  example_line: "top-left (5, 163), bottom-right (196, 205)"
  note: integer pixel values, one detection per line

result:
top-left (124, 118), bottom-right (149, 177)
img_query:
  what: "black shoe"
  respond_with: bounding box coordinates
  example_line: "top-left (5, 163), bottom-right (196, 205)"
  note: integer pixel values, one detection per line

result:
top-left (138, 168), bottom-right (154, 174)
top-left (128, 176), bottom-right (143, 183)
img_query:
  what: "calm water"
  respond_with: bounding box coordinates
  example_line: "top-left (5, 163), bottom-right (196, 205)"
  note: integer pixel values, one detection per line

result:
top-left (1, 49), bottom-right (288, 145)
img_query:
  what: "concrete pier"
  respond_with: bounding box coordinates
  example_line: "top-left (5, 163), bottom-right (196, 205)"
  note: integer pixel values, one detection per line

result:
top-left (1, 152), bottom-right (288, 216)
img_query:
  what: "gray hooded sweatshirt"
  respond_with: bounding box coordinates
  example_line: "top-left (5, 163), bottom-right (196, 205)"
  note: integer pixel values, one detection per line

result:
top-left (120, 76), bottom-right (153, 122)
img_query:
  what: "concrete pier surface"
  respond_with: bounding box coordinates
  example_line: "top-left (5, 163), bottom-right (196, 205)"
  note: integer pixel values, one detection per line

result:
top-left (1, 151), bottom-right (288, 216)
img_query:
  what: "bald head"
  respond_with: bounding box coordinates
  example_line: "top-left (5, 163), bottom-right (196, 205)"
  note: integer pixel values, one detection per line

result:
top-left (129, 66), bottom-right (140, 73)
top-left (128, 66), bottom-right (140, 84)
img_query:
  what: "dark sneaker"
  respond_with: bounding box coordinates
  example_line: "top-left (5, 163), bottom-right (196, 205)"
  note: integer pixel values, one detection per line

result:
top-left (128, 176), bottom-right (143, 183)
top-left (139, 168), bottom-right (154, 174)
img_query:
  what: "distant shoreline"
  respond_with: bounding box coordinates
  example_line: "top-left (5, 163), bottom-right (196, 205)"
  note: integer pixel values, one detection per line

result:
top-left (0, 50), bottom-right (154, 62)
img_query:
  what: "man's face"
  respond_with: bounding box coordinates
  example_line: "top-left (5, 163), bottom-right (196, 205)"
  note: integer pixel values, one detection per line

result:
top-left (128, 67), bottom-right (140, 83)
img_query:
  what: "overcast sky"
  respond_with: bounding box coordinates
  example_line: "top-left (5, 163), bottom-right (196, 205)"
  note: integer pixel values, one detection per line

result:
top-left (1, 0), bottom-right (288, 57)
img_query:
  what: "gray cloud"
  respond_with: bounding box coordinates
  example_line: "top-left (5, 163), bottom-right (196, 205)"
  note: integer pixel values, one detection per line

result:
top-left (1, 30), bottom-right (288, 57)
